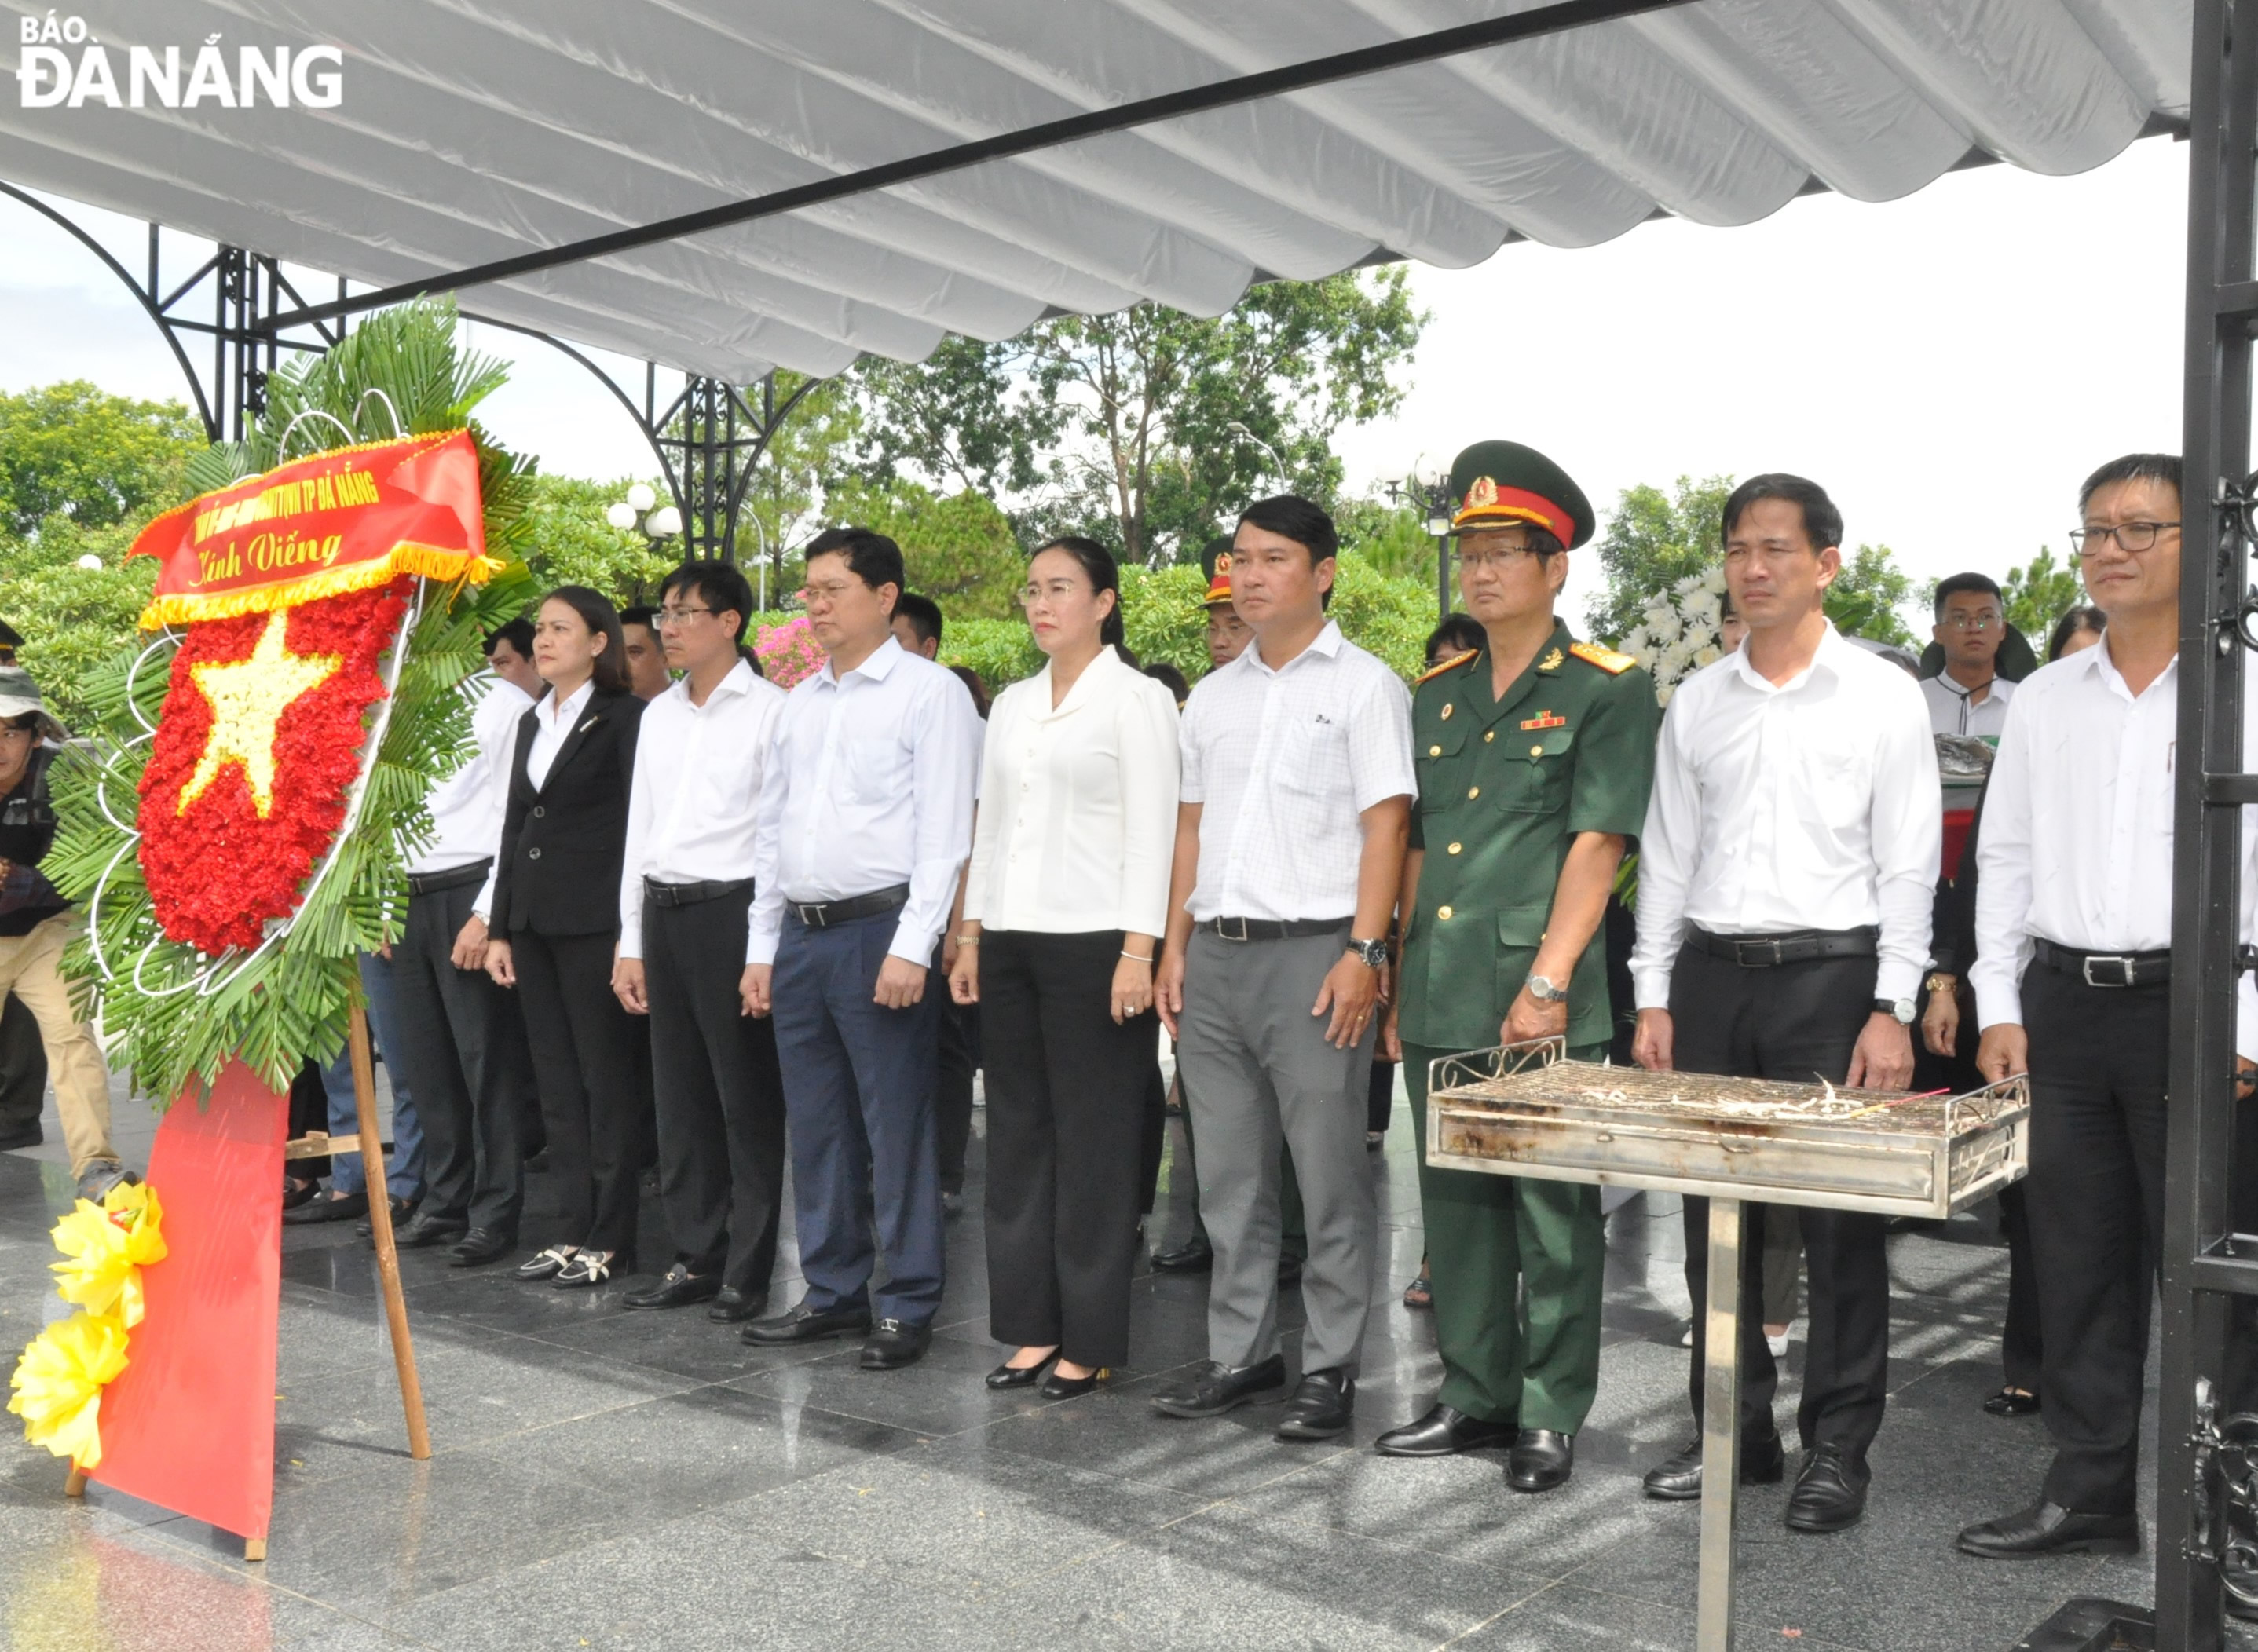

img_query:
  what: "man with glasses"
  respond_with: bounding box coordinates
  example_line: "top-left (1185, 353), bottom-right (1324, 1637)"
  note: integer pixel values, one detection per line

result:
top-left (610, 561), bottom-right (792, 1321)
top-left (1923, 574), bottom-right (2016, 737)
top-left (1378, 441), bottom-right (1656, 1493)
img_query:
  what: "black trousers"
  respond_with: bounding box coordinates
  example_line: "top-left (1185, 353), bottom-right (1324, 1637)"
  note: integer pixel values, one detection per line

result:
top-left (645, 895), bottom-right (787, 1293)
top-left (1367, 1059), bottom-right (1396, 1135)
top-left (1138, 1061), bottom-right (1167, 1215)
top-left (0, 992), bottom-right (46, 1145)
top-left (1671, 943), bottom-right (1892, 1462)
top-left (511, 927), bottom-right (643, 1256)
top-left (983, 929), bottom-right (1155, 1369)
top-left (2025, 963), bottom-right (2168, 1514)
top-left (390, 878), bottom-right (535, 1235)
top-left (932, 982), bottom-right (979, 1198)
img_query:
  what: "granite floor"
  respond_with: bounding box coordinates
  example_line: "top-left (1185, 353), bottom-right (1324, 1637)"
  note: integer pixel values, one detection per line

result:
top-left (0, 1068), bottom-right (2227, 1651)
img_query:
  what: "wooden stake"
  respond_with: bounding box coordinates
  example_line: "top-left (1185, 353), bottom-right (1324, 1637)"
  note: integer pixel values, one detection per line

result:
top-left (63, 1467), bottom-right (85, 1497)
top-left (348, 1004), bottom-right (431, 1460)
top-left (243, 1538), bottom-right (266, 1562)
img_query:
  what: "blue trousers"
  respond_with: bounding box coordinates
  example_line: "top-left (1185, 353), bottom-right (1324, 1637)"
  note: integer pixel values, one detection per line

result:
top-left (771, 911), bottom-right (943, 1326)
top-left (323, 949), bottom-right (425, 1201)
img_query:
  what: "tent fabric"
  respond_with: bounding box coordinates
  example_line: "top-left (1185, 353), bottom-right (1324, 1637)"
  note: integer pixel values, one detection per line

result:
top-left (0, 0), bottom-right (2189, 380)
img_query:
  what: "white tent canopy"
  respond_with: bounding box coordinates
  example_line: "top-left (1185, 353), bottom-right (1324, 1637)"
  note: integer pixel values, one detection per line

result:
top-left (0, 0), bottom-right (2190, 381)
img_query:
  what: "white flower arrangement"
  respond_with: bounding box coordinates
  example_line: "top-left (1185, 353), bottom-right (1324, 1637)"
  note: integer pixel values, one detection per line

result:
top-left (1617, 565), bottom-right (1729, 707)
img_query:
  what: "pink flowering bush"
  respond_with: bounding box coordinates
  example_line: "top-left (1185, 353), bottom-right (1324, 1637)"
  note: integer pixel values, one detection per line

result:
top-left (753, 614), bottom-right (828, 689)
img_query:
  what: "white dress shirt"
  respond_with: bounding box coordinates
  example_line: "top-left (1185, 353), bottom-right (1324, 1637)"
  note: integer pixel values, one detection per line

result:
top-left (1179, 620), bottom-right (1415, 923)
top-left (1971, 640), bottom-right (2258, 1054)
top-left (523, 678), bottom-right (595, 792)
top-left (617, 660), bottom-right (788, 961)
top-left (1922, 671), bottom-right (2015, 738)
top-left (962, 648), bottom-right (1180, 938)
top-left (746, 636), bottom-right (979, 967)
top-left (411, 676), bottom-right (534, 876)
top-left (1630, 622), bottom-right (1941, 1009)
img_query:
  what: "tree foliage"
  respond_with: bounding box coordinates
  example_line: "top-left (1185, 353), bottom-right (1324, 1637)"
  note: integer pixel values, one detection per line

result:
top-left (515, 473), bottom-right (676, 608)
top-left (0, 519), bottom-right (156, 733)
top-left (1586, 475), bottom-right (1733, 641)
top-left (1822, 543), bottom-right (1916, 647)
top-left (2000, 546), bottom-right (2086, 639)
top-left (828, 477), bottom-right (1025, 621)
top-left (0, 381), bottom-right (205, 539)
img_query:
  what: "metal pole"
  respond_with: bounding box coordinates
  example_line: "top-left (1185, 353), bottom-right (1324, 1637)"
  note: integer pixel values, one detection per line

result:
top-left (1697, 1196), bottom-right (1744, 1652)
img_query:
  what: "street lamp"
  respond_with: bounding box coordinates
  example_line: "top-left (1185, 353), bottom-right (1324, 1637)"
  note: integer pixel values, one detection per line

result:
top-left (1225, 422), bottom-right (1288, 496)
top-left (608, 486), bottom-right (681, 543)
top-left (1385, 470), bottom-right (1458, 621)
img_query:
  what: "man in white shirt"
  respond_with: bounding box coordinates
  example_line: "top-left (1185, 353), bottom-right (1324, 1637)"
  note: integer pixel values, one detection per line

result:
top-left (1151, 496), bottom-right (1414, 1440)
top-left (1920, 573), bottom-right (2016, 738)
top-left (1957, 454), bottom-right (2250, 1558)
top-left (377, 623), bottom-right (543, 1266)
top-left (737, 528), bottom-right (979, 1371)
top-left (1630, 474), bottom-right (1940, 1533)
top-left (609, 561), bottom-right (789, 1322)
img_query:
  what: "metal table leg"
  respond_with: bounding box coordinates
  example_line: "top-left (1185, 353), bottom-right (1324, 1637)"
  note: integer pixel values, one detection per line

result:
top-left (1698, 1195), bottom-right (1744, 1652)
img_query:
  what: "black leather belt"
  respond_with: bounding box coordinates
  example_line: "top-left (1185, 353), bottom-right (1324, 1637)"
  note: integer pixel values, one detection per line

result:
top-left (406, 860), bottom-right (491, 898)
top-left (1687, 926), bottom-right (1879, 967)
top-left (645, 876), bottom-right (752, 908)
top-left (1199, 916), bottom-right (1352, 943)
top-left (787, 883), bottom-right (910, 929)
top-left (2033, 936), bottom-right (2172, 989)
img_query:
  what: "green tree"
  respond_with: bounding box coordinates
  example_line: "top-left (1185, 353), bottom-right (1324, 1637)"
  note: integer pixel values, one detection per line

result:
top-left (1336, 499), bottom-right (1439, 586)
top-left (516, 473), bottom-right (676, 607)
top-left (827, 477), bottom-right (1025, 620)
top-left (2000, 546), bottom-right (2086, 639)
top-left (851, 269), bottom-right (1425, 567)
top-left (0, 518), bottom-right (158, 732)
top-left (1586, 475), bottom-right (1733, 641)
top-left (1824, 544), bottom-right (1916, 645)
top-left (738, 371), bottom-right (863, 602)
top-left (0, 381), bottom-right (205, 538)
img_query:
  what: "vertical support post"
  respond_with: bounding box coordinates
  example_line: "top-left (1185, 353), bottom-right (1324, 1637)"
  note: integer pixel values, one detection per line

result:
top-left (1697, 1196), bottom-right (1743, 1652)
top-left (1436, 527), bottom-right (1452, 622)
top-left (348, 1005), bottom-right (431, 1461)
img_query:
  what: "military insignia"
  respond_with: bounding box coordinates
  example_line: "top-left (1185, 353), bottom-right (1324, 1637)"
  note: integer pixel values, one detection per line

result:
top-left (1440, 703), bottom-right (1454, 721)
top-left (1214, 552), bottom-right (1231, 574)
top-left (1462, 475), bottom-right (1500, 513)
top-left (1537, 646), bottom-right (1564, 672)
top-left (1568, 640), bottom-right (1638, 675)
top-left (1520, 711), bottom-right (1567, 730)
top-left (1414, 649), bottom-right (1479, 687)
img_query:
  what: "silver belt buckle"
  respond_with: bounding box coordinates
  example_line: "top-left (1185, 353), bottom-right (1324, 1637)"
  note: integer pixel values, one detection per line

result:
top-left (795, 901), bottom-right (827, 930)
top-left (1215, 916), bottom-right (1250, 942)
top-left (1737, 937), bottom-right (1782, 967)
top-left (2081, 953), bottom-right (2129, 987)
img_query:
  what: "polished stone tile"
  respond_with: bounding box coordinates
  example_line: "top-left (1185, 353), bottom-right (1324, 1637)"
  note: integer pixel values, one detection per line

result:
top-left (1458, 1581), bottom-right (1872, 1651)
top-left (729, 1327), bottom-right (1085, 1440)
top-left (981, 1376), bottom-right (1358, 1500)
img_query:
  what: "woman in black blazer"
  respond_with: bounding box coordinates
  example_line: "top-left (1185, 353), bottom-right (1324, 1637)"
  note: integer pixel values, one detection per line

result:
top-left (484, 587), bottom-right (646, 1287)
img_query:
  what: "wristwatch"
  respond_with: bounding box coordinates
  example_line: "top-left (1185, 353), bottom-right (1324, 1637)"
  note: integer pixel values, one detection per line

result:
top-left (1923, 971), bottom-right (1957, 996)
top-left (1873, 996), bottom-right (1916, 1025)
top-left (1526, 974), bottom-right (1568, 1003)
top-left (1346, 937), bottom-right (1389, 970)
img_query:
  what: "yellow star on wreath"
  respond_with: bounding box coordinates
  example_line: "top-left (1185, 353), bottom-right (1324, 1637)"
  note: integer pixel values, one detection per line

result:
top-left (177, 611), bottom-right (342, 818)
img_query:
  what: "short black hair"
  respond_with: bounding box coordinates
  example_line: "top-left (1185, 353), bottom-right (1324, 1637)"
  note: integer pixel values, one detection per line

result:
top-left (620, 604), bottom-right (658, 632)
top-left (2048, 605), bottom-right (2107, 663)
top-left (804, 525), bottom-right (906, 598)
top-left (484, 617), bottom-right (535, 659)
top-left (1235, 495), bottom-right (1339, 609)
top-left (1932, 572), bottom-right (2004, 618)
top-left (659, 559), bottom-right (756, 642)
top-left (2078, 453), bottom-right (2183, 513)
top-left (892, 591), bottom-right (944, 648)
top-left (1141, 660), bottom-right (1190, 704)
top-left (1721, 473), bottom-right (1843, 552)
top-left (1425, 612), bottom-right (1486, 665)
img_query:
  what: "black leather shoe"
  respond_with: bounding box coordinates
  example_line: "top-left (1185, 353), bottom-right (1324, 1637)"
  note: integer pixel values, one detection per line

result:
top-left (1276, 1368), bottom-right (1355, 1440)
top-left (1506, 1428), bottom-right (1575, 1493)
top-left (1038, 1365), bottom-right (1106, 1399)
top-left (447, 1227), bottom-right (514, 1267)
top-left (1151, 1354), bottom-right (1288, 1419)
top-left (1643, 1432), bottom-right (1786, 1500)
top-left (623, 1263), bottom-right (719, 1310)
top-left (986, 1353), bottom-right (1057, 1390)
top-left (1982, 1387), bottom-right (2041, 1417)
top-left (1956, 1501), bottom-right (2139, 1559)
top-left (859, 1318), bottom-right (931, 1370)
top-left (1375, 1403), bottom-right (1517, 1458)
top-left (1784, 1446), bottom-right (1868, 1533)
top-left (1277, 1252), bottom-right (1305, 1286)
top-left (1151, 1236), bottom-right (1214, 1274)
top-left (742, 1302), bottom-right (873, 1345)
top-left (707, 1286), bottom-right (767, 1323)
top-left (284, 1189), bottom-right (368, 1225)
top-left (353, 1195), bottom-right (418, 1237)
top-left (390, 1212), bottom-right (468, 1249)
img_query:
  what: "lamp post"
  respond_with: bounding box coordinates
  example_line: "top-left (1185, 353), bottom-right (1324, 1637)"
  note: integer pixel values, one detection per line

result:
top-left (606, 481), bottom-right (683, 549)
top-left (1386, 472), bottom-right (1457, 622)
top-left (1225, 421), bottom-right (1288, 496)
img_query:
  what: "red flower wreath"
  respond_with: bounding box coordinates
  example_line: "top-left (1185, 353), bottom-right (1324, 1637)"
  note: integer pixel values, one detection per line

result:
top-left (137, 582), bottom-right (409, 954)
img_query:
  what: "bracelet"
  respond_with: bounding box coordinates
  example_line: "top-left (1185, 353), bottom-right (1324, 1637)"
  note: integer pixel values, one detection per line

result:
top-left (953, 934), bottom-right (980, 947)
top-left (1121, 950), bottom-right (1154, 963)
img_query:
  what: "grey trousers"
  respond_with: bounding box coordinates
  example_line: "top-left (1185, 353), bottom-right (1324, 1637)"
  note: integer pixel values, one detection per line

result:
top-left (1178, 925), bottom-right (1378, 1376)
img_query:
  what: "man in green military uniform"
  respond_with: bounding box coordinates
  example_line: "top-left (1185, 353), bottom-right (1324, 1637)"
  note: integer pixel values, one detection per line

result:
top-left (1379, 440), bottom-right (1656, 1493)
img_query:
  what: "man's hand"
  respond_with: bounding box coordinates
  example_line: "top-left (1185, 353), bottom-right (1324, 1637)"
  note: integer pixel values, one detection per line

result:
top-left (483, 937), bottom-right (515, 989)
top-left (1976, 1022), bottom-right (2028, 1084)
top-left (1632, 1007), bottom-right (1674, 1073)
top-left (451, 913), bottom-right (489, 972)
top-left (613, 956), bottom-right (649, 1015)
top-left (1312, 951), bottom-right (1380, 1049)
top-left (875, 954), bottom-right (927, 1010)
top-left (1155, 945), bottom-right (1188, 1038)
top-left (1921, 977), bottom-right (1960, 1058)
top-left (1381, 1000), bottom-right (1403, 1063)
top-left (739, 963), bottom-right (773, 1018)
top-left (1501, 986), bottom-right (1568, 1048)
top-left (1846, 1013), bottom-right (1915, 1089)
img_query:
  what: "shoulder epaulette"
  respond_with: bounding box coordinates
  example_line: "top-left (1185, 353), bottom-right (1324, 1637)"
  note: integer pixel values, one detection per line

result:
top-left (1568, 640), bottom-right (1638, 676)
top-left (1415, 649), bottom-right (1479, 688)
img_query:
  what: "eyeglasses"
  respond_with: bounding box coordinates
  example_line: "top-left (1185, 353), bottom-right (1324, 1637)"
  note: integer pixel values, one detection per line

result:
top-left (1456, 545), bottom-right (1543, 573)
top-left (796, 580), bottom-right (856, 605)
top-left (653, 605), bottom-right (713, 628)
top-left (2069, 521), bottom-right (2179, 557)
top-left (1015, 579), bottom-right (1091, 609)
top-left (1938, 613), bottom-right (1999, 631)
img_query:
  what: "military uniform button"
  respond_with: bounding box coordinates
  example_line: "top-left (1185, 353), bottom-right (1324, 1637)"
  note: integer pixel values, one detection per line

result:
top-left (1447, 842), bottom-right (1462, 855)
top-left (1437, 905), bottom-right (1454, 920)
top-left (1484, 730), bottom-right (1495, 743)
top-left (1530, 744), bottom-right (1543, 756)
top-left (1467, 786), bottom-right (1480, 799)
top-left (1429, 744), bottom-right (1441, 757)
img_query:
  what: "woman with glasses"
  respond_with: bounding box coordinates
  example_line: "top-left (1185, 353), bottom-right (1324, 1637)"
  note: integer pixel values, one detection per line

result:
top-left (481, 587), bottom-right (647, 1288)
top-left (948, 538), bottom-right (1180, 1397)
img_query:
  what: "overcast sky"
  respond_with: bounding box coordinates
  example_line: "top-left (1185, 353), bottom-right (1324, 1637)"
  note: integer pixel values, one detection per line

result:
top-left (0, 132), bottom-right (2183, 629)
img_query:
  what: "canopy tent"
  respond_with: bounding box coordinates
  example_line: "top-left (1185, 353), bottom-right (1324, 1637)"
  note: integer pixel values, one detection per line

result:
top-left (0, 0), bottom-right (2190, 382)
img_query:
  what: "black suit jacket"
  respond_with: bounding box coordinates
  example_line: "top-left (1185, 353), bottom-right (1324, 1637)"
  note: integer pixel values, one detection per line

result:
top-left (490, 685), bottom-right (644, 938)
